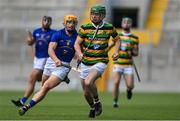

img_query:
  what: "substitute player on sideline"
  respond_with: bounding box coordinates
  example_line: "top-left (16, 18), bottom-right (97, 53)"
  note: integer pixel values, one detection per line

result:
top-left (11, 16), bottom-right (56, 107)
top-left (112, 17), bottom-right (139, 108)
top-left (18, 15), bottom-right (78, 116)
top-left (74, 5), bottom-right (121, 118)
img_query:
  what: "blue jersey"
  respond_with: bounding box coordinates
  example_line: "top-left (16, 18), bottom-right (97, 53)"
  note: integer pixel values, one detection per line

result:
top-left (51, 28), bottom-right (77, 62)
top-left (33, 28), bottom-right (56, 58)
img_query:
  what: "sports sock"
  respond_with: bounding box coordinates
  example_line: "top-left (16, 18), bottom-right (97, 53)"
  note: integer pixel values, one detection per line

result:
top-left (127, 88), bottom-right (132, 91)
top-left (89, 102), bottom-right (95, 108)
top-left (20, 97), bottom-right (27, 104)
top-left (94, 96), bottom-right (99, 103)
top-left (113, 98), bottom-right (118, 103)
top-left (28, 100), bottom-right (37, 108)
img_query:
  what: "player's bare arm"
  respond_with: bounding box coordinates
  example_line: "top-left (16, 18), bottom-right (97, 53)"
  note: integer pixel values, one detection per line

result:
top-left (112, 37), bottom-right (121, 61)
top-left (73, 52), bottom-right (79, 60)
top-left (48, 42), bottom-right (61, 67)
top-left (107, 40), bottom-right (115, 51)
top-left (132, 44), bottom-right (139, 56)
top-left (74, 38), bottom-right (83, 60)
top-left (26, 31), bottom-right (34, 46)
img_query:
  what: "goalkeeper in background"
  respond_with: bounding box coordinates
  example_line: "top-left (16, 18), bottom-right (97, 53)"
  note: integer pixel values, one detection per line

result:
top-left (11, 16), bottom-right (56, 107)
top-left (112, 17), bottom-right (139, 108)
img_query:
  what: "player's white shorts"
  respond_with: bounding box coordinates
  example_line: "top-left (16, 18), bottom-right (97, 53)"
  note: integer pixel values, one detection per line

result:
top-left (113, 65), bottom-right (134, 75)
top-left (43, 57), bottom-right (70, 80)
top-left (33, 57), bottom-right (48, 70)
top-left (80, 62), bottom-right (107, 79)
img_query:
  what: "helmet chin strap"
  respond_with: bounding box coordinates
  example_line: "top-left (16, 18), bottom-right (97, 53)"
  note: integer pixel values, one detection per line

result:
top-left (93, 21), bottom-right (101, 26)
top-left (92, 21), bottom-right (103, 28)
top-left (91, 16), bottom-right (104, 26)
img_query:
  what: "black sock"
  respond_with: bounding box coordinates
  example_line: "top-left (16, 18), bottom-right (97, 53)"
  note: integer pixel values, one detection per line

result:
top-left (90, 102), bottom-right (95, 109)
top-left (127, 88), bottom-right (132, 92)
top-left (94, 96), bottom-right (99, 103)
top-left (114, 98), bottom-right (118, 103)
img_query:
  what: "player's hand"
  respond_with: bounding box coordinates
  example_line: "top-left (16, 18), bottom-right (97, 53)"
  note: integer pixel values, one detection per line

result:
top-left (127, 50), bottom-right (132, 56)
top-left (26, 30), bottom-right (34, 46)
top-left (78, 53), bottom-right (83, 60)
top-left (112, 52), bottom-right (119, 61)
top-left (55, 59), bottom-right (62, 67)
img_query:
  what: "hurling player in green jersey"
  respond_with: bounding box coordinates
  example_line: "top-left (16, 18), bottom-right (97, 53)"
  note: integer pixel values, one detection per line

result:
top-left (74, 5), bottom-right (121, 118)
top-left (112, 17), bottom-right (139, 108)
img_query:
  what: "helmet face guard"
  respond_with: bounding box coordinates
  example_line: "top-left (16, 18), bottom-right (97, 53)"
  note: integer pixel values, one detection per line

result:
top-left (64, 15), bottom-right (78, 25)
top-left (90, 5), bottom-right (106, 24)
top-left (90, 5), bottom-right (106, 17)
top-left (121, 17), bottom-right (133, 31)
top-left (122, 17), bottom-right (132, 26)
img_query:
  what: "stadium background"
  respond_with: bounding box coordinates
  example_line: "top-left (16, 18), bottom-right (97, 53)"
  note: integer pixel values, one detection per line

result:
top-left (0, 0), bottom-right (180, 92)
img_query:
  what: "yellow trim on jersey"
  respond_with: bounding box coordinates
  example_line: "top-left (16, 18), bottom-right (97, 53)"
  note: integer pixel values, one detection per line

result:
top-left (120, 36), bottom-right (139, 43)
top-left (83, 56), bottom-right (108, 61)
top-left (117, 58), bottom-right (132, 62)
top-left (84, 38), bottom-right (108, 44)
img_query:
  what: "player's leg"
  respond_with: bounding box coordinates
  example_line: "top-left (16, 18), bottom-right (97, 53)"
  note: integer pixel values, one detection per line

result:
top-left (42, 65), bottom-right (52, 86)
top-left (32, 75), bottom-right (61, 102)
top-left (24, 57), bottom-right (47, 97)
top-left (80, 63), bottom-right (94, 111)
top-left (112, 71), bottom-right (122, 108)
top-left (41, 74), bottom-right (50, 86)
top-left (86, 69), bottom-right (102, 117)
top-left (90, 63), bottom-right (107, 116)
top-left (11, 57), bottom-right (46, 107)
top-left (83, 69), bottom-right (101, 118)
top-left (81, 79), bottom-right (95, 118)
top-left (124, 66), bottom-right (134, 100)
top-left (79, 63), bottom-right (101, 118)
top-left (18, 65), bottom-right (70, 116)
top-left (112, 65), bottom-right (123, 108)
top-left (11, 69), bottom-right (43, 107)
top-left (24, 69), bottom-right (43, 98)
top-left (91, 83), bottom-right (102, 116)
top-left (18, 75), bottom-right (62, 116)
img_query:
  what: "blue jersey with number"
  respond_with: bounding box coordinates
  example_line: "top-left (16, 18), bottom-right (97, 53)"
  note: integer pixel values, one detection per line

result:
top-left (33, 28), bottom-right (56, 58)
top-left (51, 28), bottom-right (77, 62)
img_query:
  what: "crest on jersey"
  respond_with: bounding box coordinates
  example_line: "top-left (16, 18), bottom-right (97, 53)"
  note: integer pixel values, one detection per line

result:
top-left (46, 35), bottom-right (50, 39)
top-left (66, 40), bottom-right (71, 46)
top-left (36, 33), bottom-right (40, 37)
top-left (121, 42), bottom-right (130, 51)
top-left (40, 34), bottom-right (45, 39)
top-left (63, 50), bottom-right (68, 55)
top-left (93, 44), bottom-right (100, 50)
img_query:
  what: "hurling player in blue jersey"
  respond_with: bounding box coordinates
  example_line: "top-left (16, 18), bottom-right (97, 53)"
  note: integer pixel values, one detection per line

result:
top-left (18, 15), bottom-right (78, 116)
top-left (11, 16), bottom-right (56, 107)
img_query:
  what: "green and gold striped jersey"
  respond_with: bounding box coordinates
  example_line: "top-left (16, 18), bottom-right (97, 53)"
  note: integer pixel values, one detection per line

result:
top-left (114, 32), bottom-right (139, 66)
top-left (77, 22), bottom-right (119, 65)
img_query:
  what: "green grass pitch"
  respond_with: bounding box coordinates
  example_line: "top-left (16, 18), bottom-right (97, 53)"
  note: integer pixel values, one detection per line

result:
top-left (0, 90), bottom-right (179, 120)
